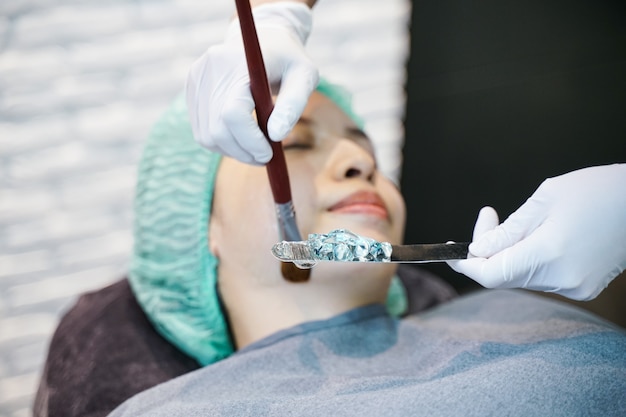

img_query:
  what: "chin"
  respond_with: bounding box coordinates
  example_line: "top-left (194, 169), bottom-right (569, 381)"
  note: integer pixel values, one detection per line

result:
top-left (315, 215), bottom-right (402, 246)
top-left (310, 259), bottom-right (397, 282)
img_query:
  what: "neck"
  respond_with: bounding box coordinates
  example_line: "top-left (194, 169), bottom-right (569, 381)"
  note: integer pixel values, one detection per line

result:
top-left (218, 262), bottom-right (394, 350)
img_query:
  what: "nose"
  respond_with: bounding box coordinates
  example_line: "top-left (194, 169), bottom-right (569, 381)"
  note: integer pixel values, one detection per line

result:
top-left (328, 138), bottom-right (376, 183)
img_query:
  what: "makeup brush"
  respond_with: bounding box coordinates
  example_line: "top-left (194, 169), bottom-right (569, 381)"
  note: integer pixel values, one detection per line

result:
top-left (234, 0), bottom-right (310, 282)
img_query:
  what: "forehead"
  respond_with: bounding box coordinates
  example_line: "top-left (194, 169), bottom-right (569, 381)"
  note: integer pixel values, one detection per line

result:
top-left (303, 91), bottom-right (356, 124)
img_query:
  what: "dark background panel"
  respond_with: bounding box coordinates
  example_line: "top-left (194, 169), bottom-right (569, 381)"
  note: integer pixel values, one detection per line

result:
top-left (402, 0), bottom-right (626, 292)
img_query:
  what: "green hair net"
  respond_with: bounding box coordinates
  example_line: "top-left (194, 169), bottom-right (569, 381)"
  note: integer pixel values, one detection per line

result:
top-left (129, 80), bottom-right (407, 366)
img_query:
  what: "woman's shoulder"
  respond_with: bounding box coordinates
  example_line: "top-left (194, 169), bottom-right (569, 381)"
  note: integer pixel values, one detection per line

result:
top-left (34, 278), bottom-right (199, 417)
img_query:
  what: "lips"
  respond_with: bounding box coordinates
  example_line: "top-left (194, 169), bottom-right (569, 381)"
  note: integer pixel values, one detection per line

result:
top-left (328, 190), bottom-right (389, 219)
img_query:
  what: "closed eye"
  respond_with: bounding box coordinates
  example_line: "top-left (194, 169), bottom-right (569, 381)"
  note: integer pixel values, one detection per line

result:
top-left (282, 123), bottom-right (315, 150)
top-left (283, 142), bottom-right (313, 150)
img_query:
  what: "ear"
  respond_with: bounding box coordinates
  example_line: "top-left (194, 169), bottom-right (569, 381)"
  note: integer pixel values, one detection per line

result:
top-left (208, 214), bottom-right (221, 258)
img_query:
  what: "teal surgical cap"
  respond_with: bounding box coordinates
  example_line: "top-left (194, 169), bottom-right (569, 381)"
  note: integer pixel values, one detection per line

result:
top-left (129, 79), bottom-right (407, 366)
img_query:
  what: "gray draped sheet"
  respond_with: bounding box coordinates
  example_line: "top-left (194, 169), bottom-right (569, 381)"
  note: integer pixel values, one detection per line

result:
top-left (109, 289), bottom-right (626, 417)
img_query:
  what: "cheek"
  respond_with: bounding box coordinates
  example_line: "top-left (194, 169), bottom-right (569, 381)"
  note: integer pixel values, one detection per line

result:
top-left (236, 188), bottom-right (277, 245)
top-left (213, 163), bottom-right (280, 263)
top-left (379, 179), bottom-right (406, 243)
top-left (286, 158), bottom-right (318, 238)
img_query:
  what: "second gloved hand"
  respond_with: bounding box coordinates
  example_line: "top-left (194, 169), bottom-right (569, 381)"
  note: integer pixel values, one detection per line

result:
top-left (448, 164), bottom-right (626, 301)
top-left (186, 2), bottom-right (319, 164)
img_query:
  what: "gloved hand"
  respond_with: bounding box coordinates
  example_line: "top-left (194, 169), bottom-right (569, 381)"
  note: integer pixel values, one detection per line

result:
top-left (448, 164), bottom-right (626, 301)
top-left (186, 2), bottom-right (319, 164)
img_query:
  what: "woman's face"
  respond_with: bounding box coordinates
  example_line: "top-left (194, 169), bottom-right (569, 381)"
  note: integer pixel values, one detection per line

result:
top-left (210, 91), bottom-right (406, 282)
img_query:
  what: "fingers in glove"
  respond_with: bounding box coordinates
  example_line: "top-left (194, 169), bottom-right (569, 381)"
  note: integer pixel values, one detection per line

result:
top-left (446, 206), bottom-right (498, 278)
top-left (186, 55), bottom-right (212, 148)
top-left (447, 248), bottom-right (523, 289)
top-left (472, 206), bottom-right (500, 242)
top-left (449, 210), bottom-right (541, 290)
top-left (470, 195), bottom-right (546, 258)
top-left (267, 62), bottom-right (319, 141)
top-left (456, 223), bottom-right (558, 290)
top-left (221, 88), bottom-right (273, 164)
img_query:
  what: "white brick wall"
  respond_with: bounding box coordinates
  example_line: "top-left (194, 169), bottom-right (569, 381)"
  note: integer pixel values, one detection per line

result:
top-left (0, 0), bottom-right (410, 414)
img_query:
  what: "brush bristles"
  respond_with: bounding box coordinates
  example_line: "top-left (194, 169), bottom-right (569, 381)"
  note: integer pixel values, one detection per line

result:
top-left (281, 262), bottom-right (311, 283)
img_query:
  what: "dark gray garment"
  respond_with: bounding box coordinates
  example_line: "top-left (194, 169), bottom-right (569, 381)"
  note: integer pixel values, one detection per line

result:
top-left (109, 290), bottom-right (626, 417)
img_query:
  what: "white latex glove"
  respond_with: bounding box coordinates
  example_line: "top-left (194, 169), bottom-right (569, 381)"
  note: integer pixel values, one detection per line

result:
top-left (186, 2), bottom-right (319, 164)
top-left (448, 164), bottom-right (626, 301)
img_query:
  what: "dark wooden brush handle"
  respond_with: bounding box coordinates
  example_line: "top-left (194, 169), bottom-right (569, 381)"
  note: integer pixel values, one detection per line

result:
top-left (234, 0), bottom-right (292, 205)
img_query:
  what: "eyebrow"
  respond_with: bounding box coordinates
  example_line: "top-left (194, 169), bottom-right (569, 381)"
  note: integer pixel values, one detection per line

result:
top-left (297, 117), bottom-right (314, 127)
top-left (296, 116), bottom-right (376, 158)
top-left (346, 126), bottom-right (369, 141)
top-left (297, 117), bottom-right (371, 141)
